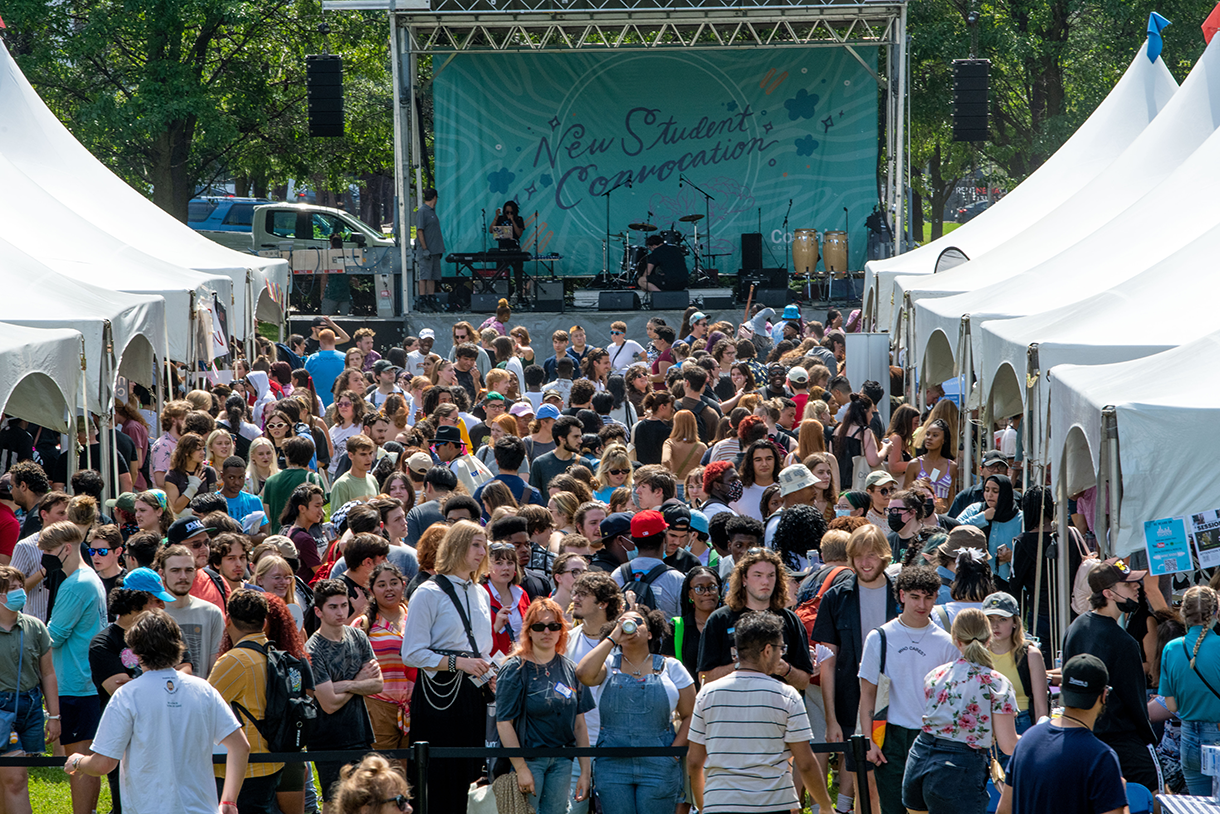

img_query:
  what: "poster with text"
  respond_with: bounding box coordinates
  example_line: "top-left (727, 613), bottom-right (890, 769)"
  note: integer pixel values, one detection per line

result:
top-left (433, 48), bottom-right (879, 279)
top-left (1190, 510), bottom-right (1220, 569)
top-left (1143, 517), bottom-right (1193, 576)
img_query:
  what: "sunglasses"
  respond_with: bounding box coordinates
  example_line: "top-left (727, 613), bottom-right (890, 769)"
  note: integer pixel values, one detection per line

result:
top-left (88, 547), bottom-right (116, 557)
top-left (489, 542), bottom-right (517, 553)
top-left (608, 469), bottom-right (629, 476)
top-left (266, 422), bottom-right (288, 430)
top-left (186, 540), bottom-right (208, 550)
top-left (380, 796), bottom-right (410, 812)
top-left (876, 487), bottom-right (894, 496)
top-left (610, 330), bottom-right (623, 335)
top-left (337, 401), bottom-right (354, 408)
top-left (690, 585), bottom-right (718, 595)
top-left (530, 622), bottom-right (564, 632)
top-left (888, 507), bottom-right (912, 517)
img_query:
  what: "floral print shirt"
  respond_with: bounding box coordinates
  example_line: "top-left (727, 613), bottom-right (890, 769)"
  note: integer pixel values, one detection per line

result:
top-left (921, 658), bottom-right (1018, 750)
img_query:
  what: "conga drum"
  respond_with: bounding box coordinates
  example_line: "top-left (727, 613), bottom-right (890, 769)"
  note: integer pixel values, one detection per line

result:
top-left (824, 231), bottom-right (848, 278)
top-left (792, 229), bottom-right (819, 276)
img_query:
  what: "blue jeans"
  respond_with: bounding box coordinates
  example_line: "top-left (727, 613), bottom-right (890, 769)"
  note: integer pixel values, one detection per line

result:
top-left (593, 753), bottom-right (682, 814)
top-left (0, 688), bottom-right (44, 755)
top-left (902, 733), bottom-right (990, 814)
top-left (1180, 720), bottom-right (1220, 796)
top-left (525, 756), bottom-right (574, 814)
top-left (567, 756), bottom-right (590, 814)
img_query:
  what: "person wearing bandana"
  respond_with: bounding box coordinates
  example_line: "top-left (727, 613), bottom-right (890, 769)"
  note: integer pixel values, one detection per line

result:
top-left (1060, 558), bottom-right (1160, 790)
top-left (698, 462), bottom-right (742, 522)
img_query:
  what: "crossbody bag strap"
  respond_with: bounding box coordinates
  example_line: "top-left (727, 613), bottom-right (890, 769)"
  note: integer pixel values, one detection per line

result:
top-left (433, 574), bottom-right (481, 655)
top-left (10, 625), bottom-right (23, 718)
top-left (1185, 636), bottom-right (1220, 702)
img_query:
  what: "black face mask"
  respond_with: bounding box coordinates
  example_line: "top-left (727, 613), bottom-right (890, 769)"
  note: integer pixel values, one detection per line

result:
top-left (924, 497), bottom-right (936, 516)
top-left (1116, 596), bottom-right (1140, 614)
top-left (887, 515), bottom-right (907, 534)
top-left (41, 552), bottom-right (64, 574)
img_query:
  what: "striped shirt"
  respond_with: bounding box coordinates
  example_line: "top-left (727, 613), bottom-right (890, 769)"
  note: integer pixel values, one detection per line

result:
top-left (359, 613), bottom-right (416, 731)
top-left (688, 670), bottom-right (812, 814)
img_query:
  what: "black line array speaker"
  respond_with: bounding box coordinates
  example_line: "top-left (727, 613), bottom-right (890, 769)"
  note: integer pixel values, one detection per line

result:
top-left (306, 55), bottom-right (345, 138)
top-left (741, 232), bottom-right (763, 272)
top-left (952, 59), bottom-right (990, 142)
top-left (651, 291), bottom-right (690, 310)
top-left (598, 291), bottom-right (639, 311)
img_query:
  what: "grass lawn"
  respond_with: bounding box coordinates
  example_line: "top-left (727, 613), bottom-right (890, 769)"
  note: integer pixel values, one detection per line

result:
top-left (29, 765), bottom-right (111, 814)
top-left (921, 221), bottom-right (961, 242)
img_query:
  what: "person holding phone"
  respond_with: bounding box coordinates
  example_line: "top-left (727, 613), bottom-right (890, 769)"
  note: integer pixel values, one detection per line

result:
top-left (956, 474), bottom-right (1022, 588)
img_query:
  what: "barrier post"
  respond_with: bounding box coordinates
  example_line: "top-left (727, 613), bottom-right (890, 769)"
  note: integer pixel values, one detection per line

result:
top-left (413, 741), bottom-right (430, 814)
top-left (850, 734), bottom-right (872, 813)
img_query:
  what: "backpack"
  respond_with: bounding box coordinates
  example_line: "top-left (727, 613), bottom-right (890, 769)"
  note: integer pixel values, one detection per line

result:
top-left (615, 562), bottom-right (672, 611)
top-left (231, 640), bottom-right (318, 753)
top-left (795, 566), bottom-right (850, 685)
top-left (1068, 528), bottom-right (1101, 615)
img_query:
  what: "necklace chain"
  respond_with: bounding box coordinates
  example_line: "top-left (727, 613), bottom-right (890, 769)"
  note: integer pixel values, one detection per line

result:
top-left (1058, 713), bottom-right (1092, 731)
top-left (621, 653), bottom-right (651, 677)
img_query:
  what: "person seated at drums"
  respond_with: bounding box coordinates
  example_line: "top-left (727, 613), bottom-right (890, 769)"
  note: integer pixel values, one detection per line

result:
top-left (639, 234), bottom-right (688, 292)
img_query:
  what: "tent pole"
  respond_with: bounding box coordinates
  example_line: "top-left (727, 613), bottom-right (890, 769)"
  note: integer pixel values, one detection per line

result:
top-left (1055, 475), bottom-right (1070, 662)
top-left (1103, 407), bottom-right (1120, 558)
top-left (893, 3), bottom-right (907, 255)
top-left (961, 320), bottom-right (972, 491)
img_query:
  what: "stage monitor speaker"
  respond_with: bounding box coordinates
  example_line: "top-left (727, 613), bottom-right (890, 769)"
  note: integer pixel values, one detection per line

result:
top-left (741, 233), bottom-right (763, 271)
top-left (471, 293), bottom-right (503, 312)
top-left (736, 269), bottom-right (788, 300)
top-left (755, 288), bottom-right (788, 308)
top-left (599, 291), bottom-right (639, 311)
top-left (535, 281), bottom-right (564, 312)
top-left (306, 55), bottom-right (345, 137)
top-left (700, 295), bottom-right (736, 310)
top-left (952, 59), bottom-right (990, 142)
top-left (651, 291), bottom-right (689, 310)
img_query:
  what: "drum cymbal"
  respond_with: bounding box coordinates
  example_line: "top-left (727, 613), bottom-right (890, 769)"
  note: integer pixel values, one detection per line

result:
top-left (609, 232), bottom-right (627, 241)
top-left (678, 214), bottom-right (704, 223)
top-left (628, 222), bottom-right (657, 232)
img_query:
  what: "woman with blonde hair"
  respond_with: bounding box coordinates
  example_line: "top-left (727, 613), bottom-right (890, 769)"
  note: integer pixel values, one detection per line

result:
top-left (66, 494), bottom-right (99, 531)
top-left (510, 325), bottom-right (535, 365)
top-left (245, 437), bottom-right (279, 497)
top-left (548, 491), bottom-right (580, 536)
top-left (901, 608), bottom-right (1018, 814)
top-left (401, 519), bottom-right (493, 814)
top-left (333, 753), bottom-right (411, 814)
top-left (661, 410), bottom-right (707, 491)
top-left (430, 358), bottom-right (458, 388)
top-left (788, 418), bottom-right (826, 465)
top-left (983, 591), bottom-right (1048, 737)
top-left (594, 444), bottom-right (633, 503)
top-left (484, 367), bottom-right (512, 397)
top-left (205, 428), bottom-right (235, 469)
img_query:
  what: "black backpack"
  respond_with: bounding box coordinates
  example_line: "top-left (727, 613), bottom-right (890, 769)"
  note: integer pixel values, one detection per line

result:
top-left (615, 562), bottom-right (672, 611)
top-left (231, 640), bottom-right (318, 752)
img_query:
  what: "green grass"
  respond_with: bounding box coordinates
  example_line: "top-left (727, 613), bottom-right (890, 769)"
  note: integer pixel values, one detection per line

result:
top-left (29, 765), bottom-right (111, 814)
top-left (921, 221), bottom-right (961, 242)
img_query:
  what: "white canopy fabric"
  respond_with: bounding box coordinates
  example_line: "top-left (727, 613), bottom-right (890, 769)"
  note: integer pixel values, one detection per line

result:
top-left (0, 324), bottom-right (84, 433)
top-left (862, 44), bottom-right (1177, 331)
top-left (916, 57), bottom-right (1220, 387)
top-left (1049, 329), bottom-right (1220, 557)
top-left (978, 221), bottom-right (1220, 425)
top-left (0, 154), bottom-right (232, 364)
top-left (0, 236), bottom-right (167, 414)
top-left (0, 43), bottom-right (289, 338)
top-left (889, 35), bottom-right (1220, 338)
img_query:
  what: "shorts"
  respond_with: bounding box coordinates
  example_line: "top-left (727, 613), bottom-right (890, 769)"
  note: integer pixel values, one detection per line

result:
top-left (0, 688), bottom-right (45, 755)
top-left (366, 696), bottom-right (410, 752)
top-left (901, 732), bottom-right (989, 814)
top-left (278, 758), bottom-right (307, 792)
top-left (804, 685), bottom-right (827, 743)
top-left (60, 695), bottom-right (102, 745)
top-left (418, 254), bottom-right (442, 281)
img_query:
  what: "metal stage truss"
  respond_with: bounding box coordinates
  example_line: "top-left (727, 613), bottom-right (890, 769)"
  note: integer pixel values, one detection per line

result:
top-left (322, 0), bottom-right (908, 315)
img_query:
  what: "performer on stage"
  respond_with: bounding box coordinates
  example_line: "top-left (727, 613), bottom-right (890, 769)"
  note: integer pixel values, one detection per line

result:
top-left (491, 200), bottom-right (527, 300)
top-left (638, 234), bottom-right (689, 292)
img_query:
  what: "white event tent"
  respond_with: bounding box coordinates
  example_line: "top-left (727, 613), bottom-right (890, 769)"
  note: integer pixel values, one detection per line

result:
top-left (0, 43), bottom-right (289, 343)
top-left (861, 44), bottom-right (1177, 332)
top-left (0, 323), bottom-right (85, 434)
top-left (912, 35), bottom-right (1220, 389)
top-left (0, 154), bottom-right (233, 364)
top-left (1048, 329), bottom-right (1220, 558)
top-left (0, 236), bottom-right (167, 416)
top-left (889, 35), bottom-right (1220, 342)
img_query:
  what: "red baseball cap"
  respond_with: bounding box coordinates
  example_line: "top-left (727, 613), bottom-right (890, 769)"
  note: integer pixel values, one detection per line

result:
top-left (630, 510), bottom-right (668, 538)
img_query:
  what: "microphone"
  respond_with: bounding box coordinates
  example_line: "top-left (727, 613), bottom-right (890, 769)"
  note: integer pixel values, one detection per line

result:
top-left (627, 177), bottom-right (632, 189)
top-left (679, 177), bottom-right (684, 188)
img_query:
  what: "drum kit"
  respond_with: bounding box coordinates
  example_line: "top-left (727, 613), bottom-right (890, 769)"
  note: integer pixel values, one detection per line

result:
top-left (601, 213), bottom-right (717, 290)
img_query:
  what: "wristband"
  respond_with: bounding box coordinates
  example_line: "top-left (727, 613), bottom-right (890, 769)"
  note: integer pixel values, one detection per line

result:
top-left (47, 715), bottom-right (61, 720)
top-left (607, 637), bottom-right (619, 647)
top-left (448, 654), bottom-right (458, 672)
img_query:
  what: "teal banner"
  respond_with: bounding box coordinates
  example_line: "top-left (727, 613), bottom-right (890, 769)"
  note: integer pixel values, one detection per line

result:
top-left (433, 48), bottom-right (878, 280)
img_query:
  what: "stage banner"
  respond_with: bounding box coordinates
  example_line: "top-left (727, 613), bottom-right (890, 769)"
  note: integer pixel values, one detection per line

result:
top-left (433, 48), bottom-right (879, 281)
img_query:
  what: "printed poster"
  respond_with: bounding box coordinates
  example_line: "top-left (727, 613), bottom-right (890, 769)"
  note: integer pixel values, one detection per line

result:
top-left (1142, 516), bottom-right (1193, 576)
top-left (1190, 509), bottom-right (1220, 569)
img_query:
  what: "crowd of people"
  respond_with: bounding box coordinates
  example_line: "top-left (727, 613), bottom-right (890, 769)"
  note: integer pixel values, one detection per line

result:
top-left (0, 300), bottom-right (1204, 814)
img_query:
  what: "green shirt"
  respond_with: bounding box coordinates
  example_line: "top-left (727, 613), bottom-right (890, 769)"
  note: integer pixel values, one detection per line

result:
top-left (329, 472), bottom-right (379, 512)
top-left (0, 613), bottom-right (52, 692)
top-left (263, 468), bottom-right (327, 531)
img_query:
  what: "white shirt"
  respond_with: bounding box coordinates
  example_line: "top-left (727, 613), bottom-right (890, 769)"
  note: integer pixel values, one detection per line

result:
top-left (567, 626), bottom-right (605, 743)
top-left (91, 668), bottom-right (241, 814)
top-left (858, 618), bottom-right (958, 729)
top-left (367, 385), bottom-right (405, 410)
top-left (608, 340), bottom-right (645, 371)
top-left (401, 574), bottom-right (493, 669)
top-left (406, 349), bottom-right (429, 377)
top-left (730, 483), bottom-right (769, 522)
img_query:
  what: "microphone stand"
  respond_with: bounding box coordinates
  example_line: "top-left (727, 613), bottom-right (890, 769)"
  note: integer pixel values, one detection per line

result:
top-left (481, 208), bottom-right (488, 255)
top-left (783, 198), bottom-right (793, 277)
top-left (532, 209), bottom-right (540, 308)
top-left (679, 174), bottom-right (715, 261)
top-left (601, 178), bottom-right (631, 283)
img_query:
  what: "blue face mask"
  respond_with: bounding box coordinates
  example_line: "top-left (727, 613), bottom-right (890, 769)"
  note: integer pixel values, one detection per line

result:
top-left (3, 588), bottom-right (26, 612)
top-left (835, 508), bottom-right (852, 518)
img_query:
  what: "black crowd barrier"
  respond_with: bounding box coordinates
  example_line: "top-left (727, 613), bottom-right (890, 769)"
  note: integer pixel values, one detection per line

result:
top-left (12, 735), bottom-right (874, 814)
